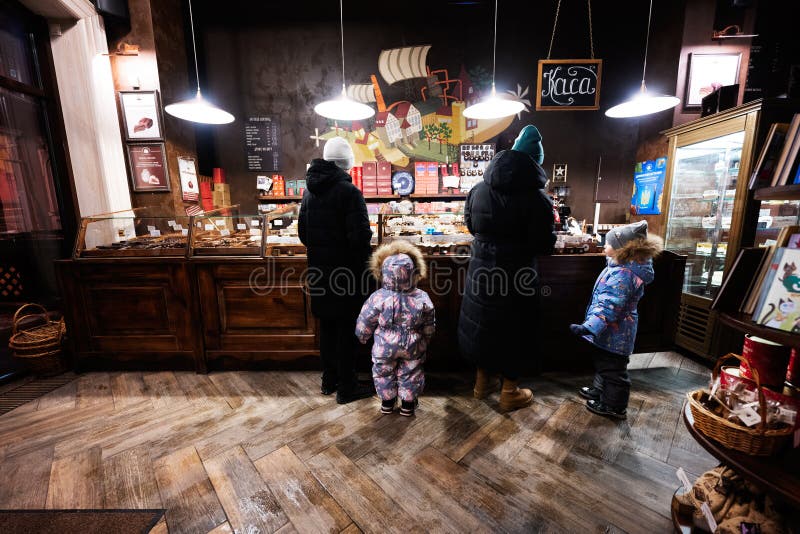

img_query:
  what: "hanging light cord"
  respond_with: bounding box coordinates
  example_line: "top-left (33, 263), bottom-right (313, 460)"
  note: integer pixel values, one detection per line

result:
top-left (187, 0), bottom-right (201, 94)
top-left (588, 0), bottom-right (594, 59)
top-left (641, 0), bottom-right (654, 89)
top-left (547, 0), bottom-right (561, 60)
top-left (491, 0), bottom-right (498, 91)
top-left (339, 0), bottom-right (346, 92)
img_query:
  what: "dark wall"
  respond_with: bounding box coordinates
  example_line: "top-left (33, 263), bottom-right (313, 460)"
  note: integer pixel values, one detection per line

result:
top-left (191, 0), bottom-right (684, 224)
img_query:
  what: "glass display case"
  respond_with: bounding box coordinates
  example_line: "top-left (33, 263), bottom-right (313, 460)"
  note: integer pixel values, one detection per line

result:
top-left (379, 212), bottom-right (472, 255)
top-left (665, 131), bottom-right (744, 298)
top-left (190, 213), bottom-right (264, 256)
top-left (265, 203), bottom-right (304, 257)
top-left (75, 213), bottom-right (191, 257)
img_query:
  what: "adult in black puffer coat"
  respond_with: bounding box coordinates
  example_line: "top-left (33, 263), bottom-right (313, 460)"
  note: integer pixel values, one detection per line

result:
top-left (458, 125), bottom-right (556, 412)
top-left (299, 137), bottom-right (374, 404)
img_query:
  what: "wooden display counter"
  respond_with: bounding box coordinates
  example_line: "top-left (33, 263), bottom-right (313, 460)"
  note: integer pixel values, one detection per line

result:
top-left (56, 251), bottom-right (685, 372)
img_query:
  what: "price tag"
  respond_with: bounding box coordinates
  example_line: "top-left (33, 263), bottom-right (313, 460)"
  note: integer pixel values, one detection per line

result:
top-left (709, 376), bottom-right (720, 397)
top-left (168, 220), bottom-right (177, 228)
top-left (215, 219), bottom-right (225, 225)
top-left (700, 502), bottom-right (718, 532)
top-left (181, 229), bottom-right (189, 236)
top-left (273, 219), bottom-right (283, 227)
top-left (220, 229), bottom-right (230, 237)
top-left (174, 224), bottom-right (184, 231)
top-left (734, 405), bottom-right (761, 427)
top-left (237, 224), bottom-right (247, 231)
top-left (150, 229), bottom-right (161, 237)
top-left (204, 224), bottom-right (214, 231)
top-left (251, 219), bottom-right (260, 227)
top-left (676, 467), bottom-right (693, 494)
top-left (249, 229), bottom-right (261, 236)
top-left (147, 225), bottom-right (157, 233)
top-left (777, 407), bottom-right (796, 426)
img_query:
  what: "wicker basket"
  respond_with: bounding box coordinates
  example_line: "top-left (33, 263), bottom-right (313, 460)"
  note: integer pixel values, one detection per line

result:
top-left (8, 303), bottom-right (66, 376)
top-left (686, 353), bottom-right (793, 456)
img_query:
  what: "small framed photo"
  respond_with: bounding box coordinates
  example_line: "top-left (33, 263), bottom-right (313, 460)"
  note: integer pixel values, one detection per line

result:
top-left (127, 143), bottom-right (170, 192)
top-left (684, 53), bottom-right (741, 111)
top-left (119, 90), bottom-right (163, 140)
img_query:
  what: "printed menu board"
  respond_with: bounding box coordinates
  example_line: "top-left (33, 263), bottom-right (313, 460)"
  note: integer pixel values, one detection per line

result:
top-left (245, 116), bottom-right (281, 171)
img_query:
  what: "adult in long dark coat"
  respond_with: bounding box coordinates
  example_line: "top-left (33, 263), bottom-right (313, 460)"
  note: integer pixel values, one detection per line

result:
top-left (458, 125), bottom-right (556, 412)
top-left (299, 136), bottom-right (374, 404)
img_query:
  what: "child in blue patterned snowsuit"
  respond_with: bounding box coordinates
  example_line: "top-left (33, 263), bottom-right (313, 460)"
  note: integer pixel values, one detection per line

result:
top-left (356, 241), bottom-right (435, 416)
top-left (570, 221), bottom-right (663, 420)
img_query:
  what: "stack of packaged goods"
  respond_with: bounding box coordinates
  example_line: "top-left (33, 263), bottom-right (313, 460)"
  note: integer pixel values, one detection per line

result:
top-left (414, 161), bottom-right (440, 195)
top-left (271, 174), bottom-right (285, 196)
top-left (211, 167), bottom-right (230, 208)
top-left (200, 181), bottom-right (214, 211)
top-left (350, 166), bottom-right (363, 191)
top-left (362, 161), bottom-right (378, 196)
top-left (377, 161), bottom-right (392, 195)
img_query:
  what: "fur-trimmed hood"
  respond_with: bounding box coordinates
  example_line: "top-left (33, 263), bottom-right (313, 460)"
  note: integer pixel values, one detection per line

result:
top-left (370, 241), bottom-right (427, 292)
top-left (612, 234), bottom-right (664, 264)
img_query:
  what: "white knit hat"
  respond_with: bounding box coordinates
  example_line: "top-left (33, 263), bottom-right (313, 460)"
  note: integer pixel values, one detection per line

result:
top-left (323, 137), bottom-right (355, 171)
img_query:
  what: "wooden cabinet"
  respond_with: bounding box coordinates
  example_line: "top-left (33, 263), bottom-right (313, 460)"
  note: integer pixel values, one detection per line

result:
top-left (661, 99), bottom-right (800, 359)
top-left (56, 259), bottom-right (202, 371)
top-left (56, 252), bottom-right (685, 372)
top-left (194, 259), bottom-right (317, 369)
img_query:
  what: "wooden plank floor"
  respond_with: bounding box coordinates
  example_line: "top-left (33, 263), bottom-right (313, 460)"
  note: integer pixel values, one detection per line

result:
top-left (0, 351), bottom-right (717, 533)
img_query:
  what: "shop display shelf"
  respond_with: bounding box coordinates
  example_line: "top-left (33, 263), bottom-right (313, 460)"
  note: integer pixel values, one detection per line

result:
top-left (682, 403), bottom-right (800, 509)
top-left (718, 311), bottom-right (800, 348)
top-left (257, 193), bottom-right (468, 202)
top-left (670, 488), bottom-right (693, 534)
top-left (754, 184), bottom-right (800, 201)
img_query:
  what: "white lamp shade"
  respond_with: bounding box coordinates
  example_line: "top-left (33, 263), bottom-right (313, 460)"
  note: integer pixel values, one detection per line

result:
top-left (605, 92), bottom-right (680, 118)
top-left (165, 91), bottom-right (235, 124)
top-left (314, 95), bottom-right (375, 121)
top-left (463, 87), bottom-right (525, 120)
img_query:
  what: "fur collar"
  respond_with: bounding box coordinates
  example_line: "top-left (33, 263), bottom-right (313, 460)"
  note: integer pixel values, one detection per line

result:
top-left (613, 235), bottom-right (664, 264)
top-left (370, 240), bottom-right (427, 283)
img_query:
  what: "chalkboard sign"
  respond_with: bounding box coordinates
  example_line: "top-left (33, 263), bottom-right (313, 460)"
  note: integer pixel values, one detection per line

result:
top-left (536, 59), bottom-right (602, 111)
top-left (244, 116), bottom-right (281, 171)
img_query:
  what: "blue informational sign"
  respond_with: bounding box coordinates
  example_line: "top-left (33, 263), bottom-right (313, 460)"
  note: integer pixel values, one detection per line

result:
top-left (631, 157), bottom-right (667, 215)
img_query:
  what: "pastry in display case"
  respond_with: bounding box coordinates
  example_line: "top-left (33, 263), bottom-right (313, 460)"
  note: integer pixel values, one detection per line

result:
top-left (191, 213), bottom-right (264, 256)
top-left (265, 203), bottom-right (305, 256)
top-left (74, 212), bottom-right (191, 258)
top-left (379, 212), bottom-right (472, 255)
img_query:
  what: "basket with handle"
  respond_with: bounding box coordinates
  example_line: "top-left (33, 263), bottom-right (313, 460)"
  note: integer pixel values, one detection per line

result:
top-left (686, 353), bottom-right (793, 456)
top-left (8, 303), bottom-right (66, 375)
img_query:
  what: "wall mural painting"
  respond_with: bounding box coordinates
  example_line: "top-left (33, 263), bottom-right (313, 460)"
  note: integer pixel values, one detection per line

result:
top-left (312, 45), bottom-right (530, 166)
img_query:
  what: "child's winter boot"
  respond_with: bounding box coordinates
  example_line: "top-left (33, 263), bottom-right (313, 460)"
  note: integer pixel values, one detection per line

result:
top-left (498, 379), bottom-right (533, 412)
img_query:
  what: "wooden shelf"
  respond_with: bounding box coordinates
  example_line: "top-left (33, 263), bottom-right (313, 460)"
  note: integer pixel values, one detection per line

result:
top-left (753, 184), bottom-right (800, 201)
top-left (257, 193), bottom-right (467, 203)
top-left (683, 403), bottom-right (800, 509)
top-left (718, 311), bottom-right (800, 348)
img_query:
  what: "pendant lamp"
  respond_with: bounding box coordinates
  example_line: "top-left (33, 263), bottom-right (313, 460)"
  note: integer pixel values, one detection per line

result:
top-left (605, 0), bottom-right (679, 118)
top-left (314, 0), bottom-right (375, 121)
top-left (164, 0), bottom-right (234, 125)
top-left (463, 0), bottom-right (525, 120)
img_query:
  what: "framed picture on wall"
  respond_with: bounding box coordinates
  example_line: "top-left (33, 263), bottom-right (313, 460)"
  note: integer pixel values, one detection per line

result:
top-left (127, 143), bottom-right (170, 192)
top-left (119, 90), bottom-right (164, 141)
top-left (683, 53), bottom-right (741, 111)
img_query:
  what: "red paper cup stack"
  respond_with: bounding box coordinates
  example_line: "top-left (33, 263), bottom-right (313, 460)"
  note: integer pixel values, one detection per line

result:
top-left (212, 167), bottom-right (226, 184)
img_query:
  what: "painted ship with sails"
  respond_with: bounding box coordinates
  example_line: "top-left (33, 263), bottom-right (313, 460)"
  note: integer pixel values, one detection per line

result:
top-left (318, 45), bottom-right (524, 166)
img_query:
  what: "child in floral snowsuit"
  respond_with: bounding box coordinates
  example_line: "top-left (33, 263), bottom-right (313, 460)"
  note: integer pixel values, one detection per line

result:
top-left (356, 241), bottom-right (435, 416)
top-left (570, 220), bottom-right (663, 420)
